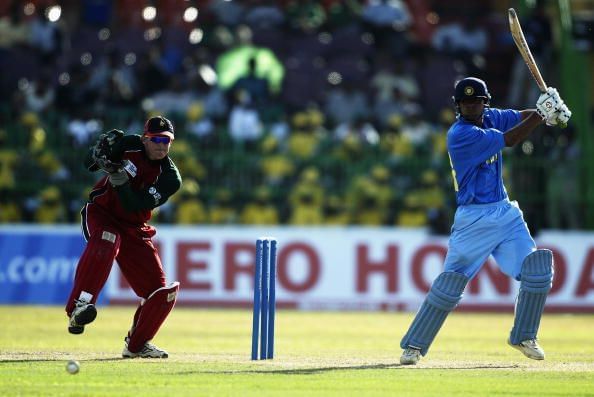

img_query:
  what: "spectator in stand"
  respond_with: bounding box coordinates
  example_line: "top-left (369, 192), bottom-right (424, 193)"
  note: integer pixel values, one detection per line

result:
top-left (415, 169), bottom-right (446, 221)
top-left (29, 7), bottom-right (63, 63)
top-left (66, 109), bottom-right (103, 147)
top-left (146, 75), bottom-right (196, 115)
top-left (135, 48), bottom-right (170, 99)
top-left (0, 129), bottom-right (19, 190)
top-left (323, 194), bottom-right (350, 225)
top-left (379, 114), bottom-right (415, 165)
top-left (431, 17), bottom-right (488, 55)
top-left (209, 188), bottom-right (239, 224)
top-left (396, 192), bottom-right (427, 227)
top-left (22, 74), bottom-right (55, 114)
top-left (288, 167), bottom-right (325, 225)
top-left (361, 0), bottom-right (413, 56)
top-left (240, 186), bottom-right (279, 224)
top-left (89, 48), bottom-right (138, 105)
top-left (324, 82), bottom-right (370, 126)
top-left (325, 0), bottom-right (361, 31)
top-left (370, 55), bottom-right (420, 105)
top-left (0, 2), bottom-right (30, 53)
top-left (431, 15), bottom-right (488, 75)
top-left (286, 111), bottom-right (323, 161)
top-left (173, 179), bottom-right (207, 224)
top-left (228, 90), bottom-right (264, 145)
top-left (34, 186), bottom-right (68, 223)
top-left (400, 104), bottom-right (435, 149)
top-left (55, 63), bottom-right (97, 114)
top-left (372, 85), bottom-right (419, 130)
top-left (167, 140), bottom-right (207, 182)
top-left (413, 47), bottom-right (458, 115)
top-left (345, 166), bottom-right (393, 225)
top-left (207, 0), bottom-right (246, 27)
top-left (230, 57), bottom-right (271, 111)
top-left (259, 135), bottom-right (296, 187)
top-left (285, 0), bottom-right (327, 33)
top-left (0, 188), bottom-right (22, 222)
top-left (184, 49), bottom-right (229, 124)
top-left (244, 0), bottom-right (286, 30)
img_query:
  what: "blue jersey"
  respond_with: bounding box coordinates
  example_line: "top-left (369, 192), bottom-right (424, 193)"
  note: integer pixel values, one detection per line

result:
top-left (447, 108), bottom-right (521, 206)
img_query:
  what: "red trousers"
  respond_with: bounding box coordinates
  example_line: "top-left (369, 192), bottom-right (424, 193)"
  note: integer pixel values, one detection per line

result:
top-left (65, 203), bottom-right (166, 315)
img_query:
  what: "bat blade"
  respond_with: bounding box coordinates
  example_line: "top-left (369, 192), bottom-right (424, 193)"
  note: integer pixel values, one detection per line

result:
top-left (508, 8), bottom-right (548, 92)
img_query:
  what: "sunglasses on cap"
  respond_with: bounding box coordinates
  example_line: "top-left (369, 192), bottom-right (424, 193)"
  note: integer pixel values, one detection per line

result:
top-left (148, 136), bottom-right (171, 144)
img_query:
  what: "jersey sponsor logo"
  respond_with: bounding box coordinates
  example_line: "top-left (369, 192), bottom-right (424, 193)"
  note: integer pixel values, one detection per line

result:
top-left (123, 160), bottom-right (137, 177)
top-left (149, 186), bottom-right (161, 204)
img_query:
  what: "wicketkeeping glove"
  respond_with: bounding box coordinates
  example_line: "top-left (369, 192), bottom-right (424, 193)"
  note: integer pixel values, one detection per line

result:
top-left (91, 129), bottom-right (125, 173)
top-left (108, 169), bottom-right (129, 187)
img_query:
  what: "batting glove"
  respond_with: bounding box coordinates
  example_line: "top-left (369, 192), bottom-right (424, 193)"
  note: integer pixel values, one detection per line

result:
top-left (556, 103), bottom-right (572, 128)
top-left (545, 87), bottom-right (562, 103)
top-left (536, 90), bottom-right (563, 126)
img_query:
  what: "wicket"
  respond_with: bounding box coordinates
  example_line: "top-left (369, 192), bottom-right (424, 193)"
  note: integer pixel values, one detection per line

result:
top-left (251, 237), bottom-right (277, 360)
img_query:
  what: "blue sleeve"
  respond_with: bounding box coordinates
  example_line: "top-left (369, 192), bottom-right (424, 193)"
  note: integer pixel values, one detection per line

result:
top-left (490, 108), bottom-right (521, 132)
top-left (448, 125), bottom-right (505, 166)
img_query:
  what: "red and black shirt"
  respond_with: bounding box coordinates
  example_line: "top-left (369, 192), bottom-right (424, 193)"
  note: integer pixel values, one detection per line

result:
top-left (84, 135), bottom-right (182, 225)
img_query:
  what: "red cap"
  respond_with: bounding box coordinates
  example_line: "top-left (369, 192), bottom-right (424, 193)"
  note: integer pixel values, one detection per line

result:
top-left (143, 116), bottom-right (174, 139)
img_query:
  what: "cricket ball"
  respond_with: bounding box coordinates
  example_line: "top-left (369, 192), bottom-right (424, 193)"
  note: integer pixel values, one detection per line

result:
top-left (66, 360), bottom-right (80, 374)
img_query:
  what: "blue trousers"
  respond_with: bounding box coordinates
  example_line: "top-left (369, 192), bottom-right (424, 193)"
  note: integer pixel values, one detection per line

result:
top-left (444, 199), bottom-right (536, 280)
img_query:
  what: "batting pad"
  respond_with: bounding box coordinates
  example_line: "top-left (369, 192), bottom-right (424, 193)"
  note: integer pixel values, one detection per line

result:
top-left (127, 282), bottom-right (180, 353)
top-left (509, 250), bottom-right (553, 344)
top-left (400, 272), bottom-right (469, 356)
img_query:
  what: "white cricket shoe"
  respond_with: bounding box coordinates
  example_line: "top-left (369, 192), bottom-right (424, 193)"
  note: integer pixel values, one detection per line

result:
top-left (508, 338), bottom-right (545, 360)
top-left (122, 337), bottom-right (169, 358)
top-left (68, 300), bottom-right (97, 335)
top-left (400, 347), bottom-right (421, 365)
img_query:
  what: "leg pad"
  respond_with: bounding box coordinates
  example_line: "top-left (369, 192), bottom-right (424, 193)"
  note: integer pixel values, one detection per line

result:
top-left (509, 250), bottom-right (553, 344)
top-left (400, 272), bottom-right (468, 355)
top-left (127, 282), bottom-right (180, 353)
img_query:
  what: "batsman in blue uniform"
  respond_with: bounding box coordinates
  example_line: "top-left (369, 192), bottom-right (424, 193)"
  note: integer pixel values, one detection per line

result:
top-left (399, 77), bottom-right (572, 365)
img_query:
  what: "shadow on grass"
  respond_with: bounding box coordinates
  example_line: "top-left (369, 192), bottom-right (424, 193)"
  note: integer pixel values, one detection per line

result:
top-left (0, 357), bottom-right (521, 373)
top-left (0, 357), bottom-right (126, 363)
top-left (172, 363), bottom-right (520, 375)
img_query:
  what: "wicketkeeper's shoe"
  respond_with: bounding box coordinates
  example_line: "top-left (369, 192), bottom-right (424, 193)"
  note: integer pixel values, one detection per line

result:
top-left (508, 338), bottom-right (545, 360)
top-left (400, 347), bottom-right (421, 365)
top-left (122, 337), bottom-right (169, 358)
top-left (68, 300), bottom-right (97, 335)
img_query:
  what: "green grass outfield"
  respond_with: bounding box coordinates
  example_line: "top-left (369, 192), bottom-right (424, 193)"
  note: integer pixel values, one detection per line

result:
top-left (1, 306), bottom-right (593, 396)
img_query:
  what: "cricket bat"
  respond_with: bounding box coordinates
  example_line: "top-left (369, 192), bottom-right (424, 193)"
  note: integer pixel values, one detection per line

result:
top-left (508, 8), bottom-right (547, 92)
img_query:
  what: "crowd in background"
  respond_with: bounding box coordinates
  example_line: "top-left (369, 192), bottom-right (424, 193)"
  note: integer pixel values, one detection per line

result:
top-left (0, 0), bottom-right (582, 233)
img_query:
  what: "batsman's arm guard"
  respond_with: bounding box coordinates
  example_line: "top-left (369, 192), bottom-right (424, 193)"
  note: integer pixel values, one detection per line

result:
top-left (126, 282), bottom-right (180, 353)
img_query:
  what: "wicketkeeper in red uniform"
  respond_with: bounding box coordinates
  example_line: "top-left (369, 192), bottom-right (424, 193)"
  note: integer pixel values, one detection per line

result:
top-left (65, 116), bottom-right (182, 358)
